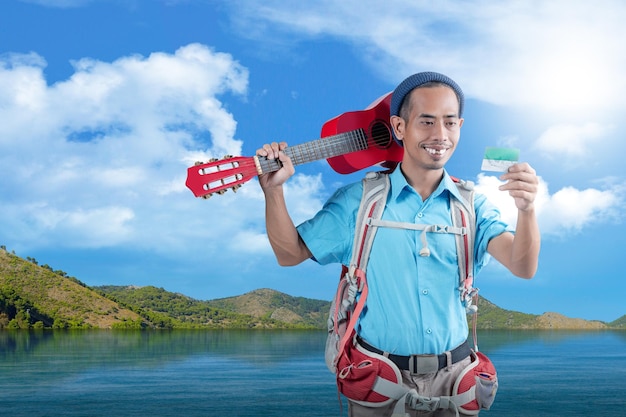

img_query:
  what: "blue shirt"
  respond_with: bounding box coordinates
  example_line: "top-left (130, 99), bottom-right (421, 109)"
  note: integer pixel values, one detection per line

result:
top-left (297, 166), bottom-right (510, 355)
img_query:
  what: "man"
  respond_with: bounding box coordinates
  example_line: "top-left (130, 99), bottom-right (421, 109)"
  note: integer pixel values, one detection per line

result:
top-left (256, 72), bottom-right (540, 416)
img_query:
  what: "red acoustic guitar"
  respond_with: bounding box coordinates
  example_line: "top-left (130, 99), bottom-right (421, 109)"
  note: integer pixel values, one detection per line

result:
top-left (185, 92), bottom-right (403, 198)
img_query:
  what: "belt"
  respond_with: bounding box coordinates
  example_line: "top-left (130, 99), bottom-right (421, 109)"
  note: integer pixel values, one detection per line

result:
top-left (357, 336), bottom-right (472, 374)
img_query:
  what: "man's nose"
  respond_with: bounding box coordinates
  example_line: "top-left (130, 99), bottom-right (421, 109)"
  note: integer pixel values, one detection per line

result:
top-left (432, 119), bottom-right (448, 140)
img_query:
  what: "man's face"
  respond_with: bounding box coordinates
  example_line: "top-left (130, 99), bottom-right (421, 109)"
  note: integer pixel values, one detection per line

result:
top-left (391, 86), bottom-right (463, 172)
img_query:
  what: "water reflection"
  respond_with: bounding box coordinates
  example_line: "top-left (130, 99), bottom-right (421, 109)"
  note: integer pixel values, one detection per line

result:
top-left (0, 329), bottom-right (327, 366)
top-left (0, 330), bottom-right (321, 405)
top-left (2, 329), bottom-right (624, 367)
top-left (474, 329), bottom-right (626, 350)
top-left (1, 330), bottom-right (624, 417)
top-left (0, 330), bottom-right (336, 417)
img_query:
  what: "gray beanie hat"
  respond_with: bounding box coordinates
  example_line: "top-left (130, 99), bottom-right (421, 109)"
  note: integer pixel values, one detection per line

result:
top-left (390, 71), bottom-right (464, 119)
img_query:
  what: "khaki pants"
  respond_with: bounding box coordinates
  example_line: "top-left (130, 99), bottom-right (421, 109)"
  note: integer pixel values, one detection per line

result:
top-left (348, 356), bottom-right (474, 417)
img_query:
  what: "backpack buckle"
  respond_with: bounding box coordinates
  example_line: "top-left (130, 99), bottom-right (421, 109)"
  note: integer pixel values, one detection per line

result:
top-left (432, 225), bottom-right (450, 233)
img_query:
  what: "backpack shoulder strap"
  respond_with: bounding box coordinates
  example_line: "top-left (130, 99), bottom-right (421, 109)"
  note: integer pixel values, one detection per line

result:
top-left (450, 178), bottom-right (481, 350)
top-left (349, 171), bottom-right (390, 273)
top-left (450, 178), bottom-right (476, 302)
top-left (329, 171), bottom-right (390, 373)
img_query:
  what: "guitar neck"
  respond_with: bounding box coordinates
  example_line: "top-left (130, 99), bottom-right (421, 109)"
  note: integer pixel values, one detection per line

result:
top-left (256, 129), bottom-right (367, 174)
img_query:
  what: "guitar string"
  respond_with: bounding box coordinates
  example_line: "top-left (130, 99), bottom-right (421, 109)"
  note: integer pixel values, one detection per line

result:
top-left (260, 130), bottom-right (365, 171)
top-left (289, 130), bottom-right (363, 164)
top-left (259, 127), bottom-right (390, 172)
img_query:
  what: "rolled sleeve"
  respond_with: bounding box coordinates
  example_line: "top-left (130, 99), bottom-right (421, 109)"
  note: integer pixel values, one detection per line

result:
top-left (296, 185), bottom-right (360, 266)
top-left (473, 192), bottom-right (511, 273)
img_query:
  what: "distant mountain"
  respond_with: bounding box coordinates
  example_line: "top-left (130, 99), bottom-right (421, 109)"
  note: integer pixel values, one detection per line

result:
top-left (472, 298), bottom-right (608, 330)
top-left (96, 285), bottom-right (319, 329)
top-left (204, 289), bottom-right (612, 330)
top-left (1, 247), bottom-right (623, 330)
top-left (205, 288), bottom-right (329, 328)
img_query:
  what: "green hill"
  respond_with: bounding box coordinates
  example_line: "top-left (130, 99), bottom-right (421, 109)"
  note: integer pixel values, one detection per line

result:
top-left (95, 285), bottom-right (319, 329)
top-left (475, 298), bottom-right (607, 330)
top-left (205, 287), bottom-right (329, 328)
top-left (0, 247), bottom-right (623, 330)
top-left (609, 315), bottom-right (626, 329)
top-left (0, 247), bottom-right (320, 330)
top-left (0, 248), bottom-right (143, 329)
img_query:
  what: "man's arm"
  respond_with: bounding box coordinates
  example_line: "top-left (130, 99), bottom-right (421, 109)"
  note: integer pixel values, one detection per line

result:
top-left (487, 162), bottom-right (541, 279)
top-left (257, 142), bottom-right (312, 266)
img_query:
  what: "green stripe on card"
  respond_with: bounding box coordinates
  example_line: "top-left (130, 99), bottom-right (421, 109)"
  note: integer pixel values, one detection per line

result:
top-left (484, 147), bottom-right (520, 161)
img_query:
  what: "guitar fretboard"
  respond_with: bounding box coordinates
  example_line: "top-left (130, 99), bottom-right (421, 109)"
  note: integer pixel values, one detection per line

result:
top-left (257, 129), bottom-right (367, 173)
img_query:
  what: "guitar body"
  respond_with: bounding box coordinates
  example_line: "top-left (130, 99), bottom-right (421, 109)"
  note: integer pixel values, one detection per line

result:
top-left (323, 93), bottom-right (403, 174)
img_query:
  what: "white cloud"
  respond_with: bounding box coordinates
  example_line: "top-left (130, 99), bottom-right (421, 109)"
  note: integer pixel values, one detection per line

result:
top-left (538, 186), bottom-right (621, 235)
top-left (475, 174), bottom-right (622, 236)
top-left (0, 44), bottom-right (252, 252)
top-left (1, 202), bottom-right (135, 248)
top-left (229, 230), bottom-right (272, 254)
top-left (534, 123), bottom-right (615, 159)
top-left (207, 173), bottom-right (327, 256)
top-left (284, 173), bottom-right (326, 223)
top-left (228, 0), bottom-right (626, 115)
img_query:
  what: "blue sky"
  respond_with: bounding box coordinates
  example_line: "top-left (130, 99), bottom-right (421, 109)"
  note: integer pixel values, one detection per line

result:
top-left (1, 0), bottom-right (624, 322)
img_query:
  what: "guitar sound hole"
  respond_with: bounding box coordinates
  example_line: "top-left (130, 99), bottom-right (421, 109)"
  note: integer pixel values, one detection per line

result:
top-left (370, 121), bottom-right (392, 148)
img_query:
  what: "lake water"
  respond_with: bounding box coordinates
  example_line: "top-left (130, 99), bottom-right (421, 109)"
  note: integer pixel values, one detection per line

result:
top-left (1, 330), bottom-right (625, 416)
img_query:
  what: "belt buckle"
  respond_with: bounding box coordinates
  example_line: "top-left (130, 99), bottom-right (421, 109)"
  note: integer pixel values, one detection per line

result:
top-left (409, 354), bottom-right (440, 374)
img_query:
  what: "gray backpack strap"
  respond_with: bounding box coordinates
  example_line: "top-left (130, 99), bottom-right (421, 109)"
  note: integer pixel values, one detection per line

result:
top-left (325, 171), bottom-right (390, 374)
top-left (450, 179), bottom-right (477, 313)
top-left (349, 171), bottom-right (390, 273)
top-left (450, 179), bottom-right (480, 351)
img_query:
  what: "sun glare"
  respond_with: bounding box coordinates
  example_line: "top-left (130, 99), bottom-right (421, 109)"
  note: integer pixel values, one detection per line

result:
top-left (522, 25), bottom-right (622, 117)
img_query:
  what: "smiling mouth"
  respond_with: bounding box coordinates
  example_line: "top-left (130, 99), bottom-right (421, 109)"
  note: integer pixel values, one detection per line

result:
top-left (424, 146), bottom-right (449, 157)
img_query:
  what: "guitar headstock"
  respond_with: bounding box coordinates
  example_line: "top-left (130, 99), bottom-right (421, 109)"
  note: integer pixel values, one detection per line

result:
top-left (185, 155), bottom-right (260, 199)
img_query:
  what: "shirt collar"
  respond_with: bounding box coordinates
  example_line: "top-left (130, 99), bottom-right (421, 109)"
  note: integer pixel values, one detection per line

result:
top-left (388, 165), bottom-right (465, 203)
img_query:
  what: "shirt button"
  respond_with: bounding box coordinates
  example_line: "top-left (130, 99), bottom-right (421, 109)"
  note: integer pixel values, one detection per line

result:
top-left (426, 328), bottom-right (432, 334)
top-left (417, 212), bottom-right (424, 218)
top-left (422, 289), bottom-right (429, 295)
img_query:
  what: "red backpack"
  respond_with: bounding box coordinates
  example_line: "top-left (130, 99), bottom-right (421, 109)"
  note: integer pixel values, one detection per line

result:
top-left (325, 171), bottom-right (498, 415)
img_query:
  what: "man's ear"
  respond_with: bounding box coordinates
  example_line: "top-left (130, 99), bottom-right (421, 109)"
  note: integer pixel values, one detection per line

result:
top-left (390, 115), bottom-right (405, 141)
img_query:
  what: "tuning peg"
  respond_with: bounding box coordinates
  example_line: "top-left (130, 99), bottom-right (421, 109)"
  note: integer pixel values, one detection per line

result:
top-left (223, 154), bottom-right (233, 159)
top-left (232, 184), bottom-right (242, 193)
top-left (208, 157), bottom-right (219, 162)
top-left (201, 193), bottom-right (213, 200)
top-left (216, 189), bottom-right (227, 195)
top-left (194, 161), bottom-right (204, 166)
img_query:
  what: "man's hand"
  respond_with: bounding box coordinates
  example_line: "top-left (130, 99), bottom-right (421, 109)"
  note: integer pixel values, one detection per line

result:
top-left (499, 162), bottom-right (538, 212)
top-left (256, 141), bottom-right (311, 266)
top-left (256, 141), bottom-right (295, 191)
top-left (489, 162), bottom-right (541, 279)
